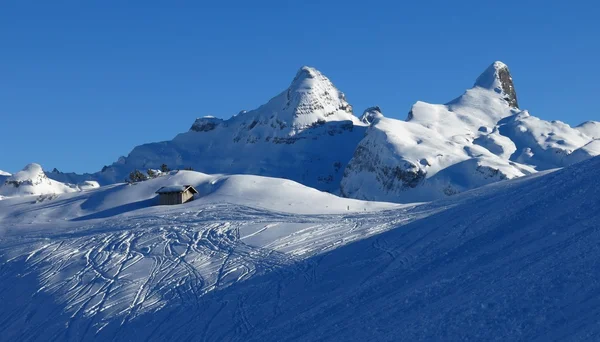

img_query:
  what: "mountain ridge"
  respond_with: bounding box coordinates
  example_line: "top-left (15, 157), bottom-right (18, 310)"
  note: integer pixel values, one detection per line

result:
top-left (40, 61), bottom-right (600, 203)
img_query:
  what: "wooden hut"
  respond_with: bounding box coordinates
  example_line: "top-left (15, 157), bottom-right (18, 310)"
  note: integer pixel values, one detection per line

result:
top-left (155, 185), bottom-right (198, 205)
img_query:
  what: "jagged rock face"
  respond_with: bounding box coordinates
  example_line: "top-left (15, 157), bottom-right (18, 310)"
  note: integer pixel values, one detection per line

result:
top-left (285, 67), bottom-right (353, 122)
top-left (341, 142), bottom-right (426, 200)
top-left (497, 66), bottom-right (518, 108)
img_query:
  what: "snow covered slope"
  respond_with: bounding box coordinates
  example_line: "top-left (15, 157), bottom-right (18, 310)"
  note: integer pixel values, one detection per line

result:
top-left (51, 66), bottom-right (367, 192)
top-left (2, 153), bottom-right (600, 340)
top-left (341, 62), bottom-right (599, 201)
top-left (0, 170), bottom-right (399, 227)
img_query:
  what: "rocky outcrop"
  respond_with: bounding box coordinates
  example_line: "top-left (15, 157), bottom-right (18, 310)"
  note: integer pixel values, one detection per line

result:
top-left (190, 116), bottom-right (223, 132)
top-left (359, 106), bottom-right (384, 125)
top-left (474, 61), bottom-right (519, 108)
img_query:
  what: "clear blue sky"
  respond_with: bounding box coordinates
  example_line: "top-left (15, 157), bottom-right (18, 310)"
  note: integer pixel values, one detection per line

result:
top-left (1, 1), bottom-right (599, 174)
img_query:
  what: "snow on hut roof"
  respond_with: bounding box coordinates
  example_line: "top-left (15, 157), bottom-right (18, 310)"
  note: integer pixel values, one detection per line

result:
top-left (155, 185), bottom-right (198, 194)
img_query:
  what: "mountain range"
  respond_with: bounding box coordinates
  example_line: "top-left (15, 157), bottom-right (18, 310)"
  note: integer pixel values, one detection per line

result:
top-left (12, 61), bottom-right (600, 202)
top-left (2, 61), bottom-right (600, 340)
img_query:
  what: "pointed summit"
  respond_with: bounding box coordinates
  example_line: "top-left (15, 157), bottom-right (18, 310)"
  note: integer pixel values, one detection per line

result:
top-left (188, 66), bottom-right (358, 141)
top-left (474, 61), bottom-right (518, 108)
top-left (287, 66), bottom-right (352, 115)
top-left (278, 66), bottom-right (354, 128)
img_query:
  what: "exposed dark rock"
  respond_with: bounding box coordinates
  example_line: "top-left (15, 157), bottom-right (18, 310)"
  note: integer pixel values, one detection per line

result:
top-left (360, 106), bottom-right (383, 125)
top-left (190, 117), bottom-right (223, 132)
top-left (497, 66), bottom-right (519, 108)
top-left (474, 61), bottom-right (519, 108)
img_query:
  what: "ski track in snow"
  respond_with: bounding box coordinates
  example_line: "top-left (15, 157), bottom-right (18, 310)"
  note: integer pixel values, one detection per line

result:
top-left (0, 202), bottom-right (433, 340)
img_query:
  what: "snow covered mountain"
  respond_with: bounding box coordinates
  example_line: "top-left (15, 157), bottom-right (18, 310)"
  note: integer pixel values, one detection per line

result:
top-left (0, 163), bottom-right (100, 199)
top-left (47, 62), bottom-right (600, 203)
top-left (3, 152), bottom-right (600, 340)
top-left (341, 62), bottom-right (600, 201)
top-left (0, 163), bottom-right (80, 197)
top-left (50, 66), bottom-right (367, 192)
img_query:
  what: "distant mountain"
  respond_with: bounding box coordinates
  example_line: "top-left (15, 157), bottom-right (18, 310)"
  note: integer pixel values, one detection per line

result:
top-left (340, 62), bottom-right (600, 201)
top-left (50, 66), bottom-right (368, 192)
top-left (0, 163), bottom-right (99, 198)
top-left (0, 163), bottom-right (78, 197)
top-left (47, 62), bottom-right (600, 202)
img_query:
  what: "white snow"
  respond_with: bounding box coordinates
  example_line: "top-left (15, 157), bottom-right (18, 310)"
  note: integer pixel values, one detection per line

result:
top-left (340, 62), bottom-right (599, 202)
top-left (0, 170), bottom-right (400, 227)
top-left (576, 121), bottom-right (600, 138)
top-left (77, 180), bottom-right (100, 190)
top-left (1, 60), bottom-right (599, 340)
top-left (50, 66), bottom-right (366, 193)
top-left (46, 62), bottom-right (600, 204)
top-left (0, 163), bottom-right (79, 197)
top-left (1, 153), bottom-right (599, 340)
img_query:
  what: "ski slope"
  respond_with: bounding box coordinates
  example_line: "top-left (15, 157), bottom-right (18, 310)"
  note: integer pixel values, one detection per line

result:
top-left (1, 155), bottom-right (600, 340)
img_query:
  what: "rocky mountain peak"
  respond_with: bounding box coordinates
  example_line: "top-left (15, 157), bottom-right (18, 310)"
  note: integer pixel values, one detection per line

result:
top-left (284, 66), bottom-right (353, 120)
top-left (474, 61), bottom-right (519, 108)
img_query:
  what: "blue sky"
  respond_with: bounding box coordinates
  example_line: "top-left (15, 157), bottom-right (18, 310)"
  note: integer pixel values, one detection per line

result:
top-left (1, 1), bottom-right (599, 173)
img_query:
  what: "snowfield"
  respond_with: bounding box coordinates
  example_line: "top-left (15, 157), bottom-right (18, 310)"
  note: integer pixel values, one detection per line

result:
top-left (1, 154), bottom-right (600, 340)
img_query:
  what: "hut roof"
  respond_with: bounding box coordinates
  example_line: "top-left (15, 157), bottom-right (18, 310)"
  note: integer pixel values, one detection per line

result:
top-left (155, 185), bottom-right (198, 194)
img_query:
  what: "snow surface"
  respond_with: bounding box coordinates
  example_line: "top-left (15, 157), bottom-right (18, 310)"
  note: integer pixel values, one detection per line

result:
top-left (2, 153), bottom-right (600, 340)
top-left (0, 170), bottom-right (400, 227)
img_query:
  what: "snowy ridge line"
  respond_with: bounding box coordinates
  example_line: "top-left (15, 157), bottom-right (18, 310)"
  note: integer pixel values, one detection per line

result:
top-left (38, 61), bottom-right (600, 204)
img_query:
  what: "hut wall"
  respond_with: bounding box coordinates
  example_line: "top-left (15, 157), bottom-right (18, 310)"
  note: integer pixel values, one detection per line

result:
top-left (159, 193), bottom-right (180, 205)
